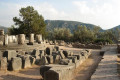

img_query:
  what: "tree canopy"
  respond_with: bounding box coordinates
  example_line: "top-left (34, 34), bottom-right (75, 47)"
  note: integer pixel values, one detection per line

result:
top-left (9, 6), bottom-right (46, 36)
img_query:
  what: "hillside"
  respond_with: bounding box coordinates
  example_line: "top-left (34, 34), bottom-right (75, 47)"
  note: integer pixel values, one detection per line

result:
top-left (45, 20), bottom-right (104, 32)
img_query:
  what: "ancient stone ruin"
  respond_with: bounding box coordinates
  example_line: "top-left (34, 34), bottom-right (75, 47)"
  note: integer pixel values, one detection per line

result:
top-left (0, 29), bottom-right (111, 80)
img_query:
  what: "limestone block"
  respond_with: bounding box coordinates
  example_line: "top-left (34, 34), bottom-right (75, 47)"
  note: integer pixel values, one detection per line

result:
top-left (39, 56), bottom-right (48, 65)
top-left (9, 57), bottom-right (22, 71)
top-left (40, 65), bottom-right (51, 78)
top-left (59, 59), bottom-right (72, 65)
top-left (30, 56), bottom-right (35, 65)
top-left (29, 33), bottom-right (34, 44)
top-left (0, 57), bottom-right (7, 71)
top-left (3, 50), bottom-right (17, 61)
top-left (46, 47), bottom-right (53, 55)
top-left (53, 54), bottom-right (61, 64)
top-left (40, 50), bottom-right (45, 58)
top-left (46, 55), bottom-right (53, 64)
top-left (58, 51), bottom-right (65, 59)
top-left (41, 64), bottom-right (74, 80)
top-left (0, 29), bottom-right (4, 35)
top-left (4, 34), bottom-right (8, 45)
top-left (21, 56), bottom-right (31, 68)
top-left (54, 46), bottom-right (59, 51)
top-left (0, 51), bottom-right (3, 60)
top-left (67, 56), bottom-right (77, 63)
top-left (31, 49), bottom-right (40, 59)
top-left (63, 50), bottom-right (71, 57)
top-left (18, 34), bottom-right (25, 44)
top-left (36, 34), bottom-right (42, 43)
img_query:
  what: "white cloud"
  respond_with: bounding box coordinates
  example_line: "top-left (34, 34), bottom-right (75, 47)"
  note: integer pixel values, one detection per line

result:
top-left (1, 0), bottom-right (120, 29)
top-left (72, 0), bottom-right (120, 29)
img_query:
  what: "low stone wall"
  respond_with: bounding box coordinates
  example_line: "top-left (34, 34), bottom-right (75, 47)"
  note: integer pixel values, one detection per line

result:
top-left (40, 47), bottom-right (91, 80)
top-left (72, 42), bottom-right (102, 49)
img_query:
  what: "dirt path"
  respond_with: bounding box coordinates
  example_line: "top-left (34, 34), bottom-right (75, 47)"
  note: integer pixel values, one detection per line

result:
top-left (72, 50), bottom-right (102, 80)
top-left (0, 65), bottom-right (42, 80)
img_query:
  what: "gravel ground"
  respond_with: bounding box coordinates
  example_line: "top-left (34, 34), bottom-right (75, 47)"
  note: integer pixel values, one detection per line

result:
top-left (0, 65), bottom-right (42, 80)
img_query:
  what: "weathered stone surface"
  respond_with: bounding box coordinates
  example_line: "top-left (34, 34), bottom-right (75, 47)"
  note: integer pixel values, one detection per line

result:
top-left (4, 34), bottom-right (8, 45)
top-left (30, 56), bottom-right (35, 65)
top-left (0, 41), bottom-right (3, 46)
top-left (67, 56), bottom-right (77, 63)
top-left (100, 50), bottom-right (105, 56)
top-left (41, 64), bottom-right (74, 80)
top-left (39, 56), bottom-right (48, 65)
top-left (21, 56), bottom-right (31, 68)
top-left (40, 50), bottom-right (45, 58)
top-left (29, 33), bottom-right (34, 44)
top-left (0, 35), bottom-right (4, 45)
top-left (31, 49), bottom-right (40, 59)
top-left (59, 59), bottom-right (72, 65)
top-left (46, 47), bottom-right (53, 55)
top-left (8, 35), bottom-right (17, 43)
top-left (3, 50), bottom-right (17, 61)
top-left (0, 57), bottom-right (7, 71)
top-left (9, 57), bottom-right (22, 71)
top-left (58, 51), bottom-right (65, 59)
top-left (53, 54), bottom-right (61, 64)
top-left (73, 54), bottom-right (81, 60)
top-left (18, 34), bottom-right (25, 44)
top-left (0, 29), bottom-right (4, 35)
top-left (54, 46), bottom-right (59, 51)
top-left (40, 65), bottom-right (51, 78)
top-left (0, 51), bottom-right (3, 60)
top-left (63, 50), bottom-right (70, 57)
top-left (46, 55), bottom-right (53, 64)
top-left (36, 34), bottom-right (42, 43)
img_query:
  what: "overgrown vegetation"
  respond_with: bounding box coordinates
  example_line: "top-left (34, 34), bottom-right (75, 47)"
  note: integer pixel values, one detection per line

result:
top-left (47, 25), bottom-right (120, 44)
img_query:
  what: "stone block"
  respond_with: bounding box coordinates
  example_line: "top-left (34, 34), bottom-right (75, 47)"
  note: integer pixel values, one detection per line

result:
top-left (46, 47), bottom-right (53, 55)
top-left (30, 56), bottom-right (35, 65)
top-left (0, 29), bottom-right (4, 35)
top-left (4, 34), bottom-right (8, 45)
top-left (46, 55), bottom-right (53, 64)
top-left (58, 51), bottom-right (65, 59)
top-left (0, 51), bottom-right (3, 60)
top-left (42, 64), bottom-right (74, 80)
top-left (18, 34), bottom-right (25, 44)
top-left (63, 50), bottom-right (71, 57)
top-left (59, 59), bottom-right (72, 65)
top-left (3, 50), bottom-right (17, 61)
top-left (0, 57), bottom-right (7, 71)
top-left (54, 46), bottom-right (59, 51)
top-left (40, 65), bottom-right (51, 78)
top-left (39, 56), bottom-right (48, 65)
top-left (67, 56), bottom-right (77, 63)
top-left (29, 33), bottom-right (34, 44)
top-left (40, 50), bottom-right (45, 58)
top-left (53, 54), bottom-right (61, 64)
top-left (8, 57), bottom-right (22, 71)
top-left (31, 49), bottom-right (40, 59)
top-left (36, 34), bottom-right (42, 43)
top-left (21, 56), bottom-right (31, 68)
top-left (100, 50), bottom-right (105, 56)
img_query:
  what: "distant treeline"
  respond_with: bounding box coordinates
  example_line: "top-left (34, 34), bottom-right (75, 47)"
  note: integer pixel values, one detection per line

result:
top-left (7, 6), bottom-right (120, 44)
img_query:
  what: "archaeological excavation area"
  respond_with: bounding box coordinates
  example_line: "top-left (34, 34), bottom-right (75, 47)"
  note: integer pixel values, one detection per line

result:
top-left (0, 29), bottom-right (120, 80)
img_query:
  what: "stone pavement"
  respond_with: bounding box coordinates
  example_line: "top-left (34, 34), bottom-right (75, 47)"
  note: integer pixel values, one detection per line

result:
top-left (91, 46), bottom-right (120, 80)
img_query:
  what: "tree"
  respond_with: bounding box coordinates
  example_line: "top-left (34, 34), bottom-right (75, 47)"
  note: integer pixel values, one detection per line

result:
top-left (9, 6), bottom-right (46, 36)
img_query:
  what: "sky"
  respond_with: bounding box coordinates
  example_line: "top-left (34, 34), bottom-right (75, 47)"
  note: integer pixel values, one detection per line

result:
top-left (0, 0), bottom-right (120, 29)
